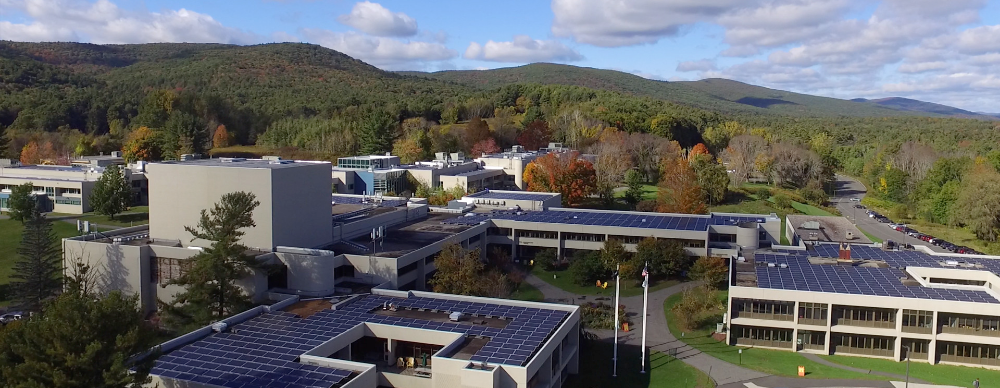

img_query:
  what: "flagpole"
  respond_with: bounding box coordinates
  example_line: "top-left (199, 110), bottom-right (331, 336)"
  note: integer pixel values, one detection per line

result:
top-left (640, 262), bottom-right (649, 374)
top-left (613, 264), bottom-right (620, 378)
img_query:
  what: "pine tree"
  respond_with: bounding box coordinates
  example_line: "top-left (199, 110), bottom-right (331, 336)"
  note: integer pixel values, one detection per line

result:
top-left (358, 109), bottom-right (396, 155)
top-left (160, 192), bottom-right (269, 330)
top-left (90, 164), bottom-right (131, 220)
top-left (10, 209), bottom-right (62, 312)
top-left (0, 290), bottom-right (159, 388)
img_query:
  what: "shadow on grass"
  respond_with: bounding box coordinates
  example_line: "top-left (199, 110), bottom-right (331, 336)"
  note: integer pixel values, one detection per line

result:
top-left (109, 212), bottom-right (149, 224)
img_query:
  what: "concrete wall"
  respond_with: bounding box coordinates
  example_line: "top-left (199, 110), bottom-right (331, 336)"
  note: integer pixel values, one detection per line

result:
top-left (147, 161), bottom-right (331, 251)
top-left (274, 251), bottom-right (342, 295)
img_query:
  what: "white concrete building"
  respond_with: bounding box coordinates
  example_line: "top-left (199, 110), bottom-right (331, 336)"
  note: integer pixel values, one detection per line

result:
top-left (0, 163), bottom-right (147, 214)
top-left (727, 242), bottom-right (1000, 370)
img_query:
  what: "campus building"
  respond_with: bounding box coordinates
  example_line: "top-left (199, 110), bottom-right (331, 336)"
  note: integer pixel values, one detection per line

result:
top-left (726, 242), bottom-right (1000, 370)
top-left (0, 162), bottom-right (147, 214)
top-left (332, 153), bottom-right (505, 195)
top-left (148, 289), bottom-right (581, 388)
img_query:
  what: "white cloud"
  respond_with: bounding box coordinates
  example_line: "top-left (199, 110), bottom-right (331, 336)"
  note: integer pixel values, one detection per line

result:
top-left (1, 0), bottom-right (260, 44)
top-left (956, 25), bottom-right (1000, 54)
top-left (676, 59), bottom-right (717, 72)
top-left (551, 0), bottom-right (747, 47)
top-left (464, 35), bottom-right (583, 62)
top-left (337, 1), bottom-right (417, 37)
top-left (897, 61), bottom-right (948, 74)
top-left (300, 29), bottom-right (456, 68)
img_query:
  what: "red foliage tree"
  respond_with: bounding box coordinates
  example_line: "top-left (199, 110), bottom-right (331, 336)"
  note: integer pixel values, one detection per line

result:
top-left (517, 120), bottom-right (552, 151)
top-left (689, 143), bottom-right (710, 161)
top-left (470, 138), bottom-right (501, 158)
top-left (657, 156), bottom-right (707, 214)
top-left (463, 117), bottom-right (491, 152)
top-left (523, 151), bottom-right (596, 206)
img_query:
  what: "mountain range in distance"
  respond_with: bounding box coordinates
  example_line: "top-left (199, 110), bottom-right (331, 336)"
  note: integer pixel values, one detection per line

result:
top-left (405, 63), bottom-right (998, 121)
top-left (851, 97), bottom-right (1000, 120)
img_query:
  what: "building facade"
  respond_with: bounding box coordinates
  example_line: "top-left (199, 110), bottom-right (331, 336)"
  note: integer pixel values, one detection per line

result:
top-left (727, 242), bottom-right (1000, 370)
top-left (0, 163), bottom-right (147, 214)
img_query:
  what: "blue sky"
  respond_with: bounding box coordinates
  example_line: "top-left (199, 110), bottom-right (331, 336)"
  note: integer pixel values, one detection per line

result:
top-left (2, 0), bottom-right (998, 112)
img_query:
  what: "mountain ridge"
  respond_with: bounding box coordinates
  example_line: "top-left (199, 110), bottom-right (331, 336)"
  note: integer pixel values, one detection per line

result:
top-left (851, 97), bottom-right (996, 120)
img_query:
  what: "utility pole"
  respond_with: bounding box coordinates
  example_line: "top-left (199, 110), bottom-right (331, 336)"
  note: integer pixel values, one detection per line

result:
top-left (902, 345), bottom-right (910, 388)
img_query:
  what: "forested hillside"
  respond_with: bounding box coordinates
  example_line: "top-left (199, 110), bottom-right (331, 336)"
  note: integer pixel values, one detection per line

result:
top-left (406, 63), bottom-right (929, 117)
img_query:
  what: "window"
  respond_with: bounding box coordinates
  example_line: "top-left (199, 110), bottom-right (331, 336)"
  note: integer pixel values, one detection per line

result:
top-left (55, 197), bottom-right (82, 206)
top-left (564, 232), bottom-right (605, 242)
top-left (709, 233), bottom-right (737, 243)
top-left (517, 230), bottom-right (557, 239)
top-left (798, 302), bottom-right (828, 324)
top-left (734, 298), bottom-right (794, 321)
top-left (60, 188), bottom-right (81, 195)
top-left (938, 342), bottom-right (1000, 367)
top-left (399, 261), bottom-right (419, 276)
top-left (732, 325), bottom-right (793, 347)
top-left (488, 227), bottom-right (512, 236)
top-left (609, 235), bottom-right (642, 244)
top-left (153, 257), bottom-right (192, 284)
top-left (835, 306), bottom-right (896, 328)
top-left (132, 180), bottom-right (142, 188)
top-left (334, 265), bottom-right (355, 279)
top-left (44, 187), bottom-right (54, 196)
top-left (902, 310), bottom-right (933, 333)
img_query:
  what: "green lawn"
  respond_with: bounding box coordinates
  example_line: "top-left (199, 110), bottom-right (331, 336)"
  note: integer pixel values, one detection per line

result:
top-left (663, 291), bottom-right (882, 380)
top-left (530, 266), bottom-right (680, 298)
top-left (820, 355), bottom-right (1000, 386)
top-left (510, 281), bottom-right (544, 302)
top-left (0, 218), bottom-right (82, 306)
top-left (565, 339), bottom-right (713, 388)
top-left (614, 184), bottom-right (659, 201)
top-left (788, 201), bottom-right (837, 217)
top-left (860, 229), bottom-right (883, 243)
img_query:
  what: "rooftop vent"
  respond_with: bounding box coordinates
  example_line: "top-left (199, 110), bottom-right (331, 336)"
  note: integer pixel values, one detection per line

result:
top-left (801, 221), bottom-right (821, 230)
top-left (220, 157), bottom-right (245, 163)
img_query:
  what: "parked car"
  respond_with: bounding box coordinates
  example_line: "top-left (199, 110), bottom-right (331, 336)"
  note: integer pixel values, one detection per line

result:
top-left (853, 204), bottom-right (866, 209)
top-left (850, 197), bottom-right (861, 202)
top-left (0, 312), bottom-right (24, 325)
top-left (876, 217), bottom-right (890, 223)
top-left (929, 238), bottom-right (942, 245)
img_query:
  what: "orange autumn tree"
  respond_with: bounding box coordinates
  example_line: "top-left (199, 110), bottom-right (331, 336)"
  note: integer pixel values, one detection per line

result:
top-left (688, 143), bottom-right (710, 161)
top-left (20, 141), bottom-right (41, 165)
top-left (123, 126), bottom-right (160, 163)
top-left (657, 156), bottom-right (707, 214)
top-left (212, 125), bottom-right (231, 149)
top-left (523, 151), bottom-right (596, 206)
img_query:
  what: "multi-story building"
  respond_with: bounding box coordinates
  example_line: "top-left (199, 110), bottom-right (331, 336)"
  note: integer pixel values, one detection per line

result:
top-left (727, 242), bottom-right (1000, 370)
top-left (148, 289), bottom-right (581, 388)
top-left (333, 153), bottom-right (504, 195)
top-left (475, 146), bottom-right (543, 190)
top-left (0, 162), bottom-right (147, 214)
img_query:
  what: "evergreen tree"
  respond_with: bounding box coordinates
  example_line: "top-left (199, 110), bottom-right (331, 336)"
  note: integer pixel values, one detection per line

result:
top-left (5, 182), bottom-right (36, 223)
top-left (623, 169), bottom-right (645, 209)
top-left (10, 209), bottom-right (62, 312)
top-left (90, 164), bottom-right (131, 220)
top-left (160, 192), bottom-right (269, 330)
top-left (0, 290), bottom-right (159, 388)
top-left (358, 109), bottom-right (396, 155)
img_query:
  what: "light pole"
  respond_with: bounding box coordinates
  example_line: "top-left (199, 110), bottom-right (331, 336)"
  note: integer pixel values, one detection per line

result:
top-left (902, 345), bottom-right (910, 388)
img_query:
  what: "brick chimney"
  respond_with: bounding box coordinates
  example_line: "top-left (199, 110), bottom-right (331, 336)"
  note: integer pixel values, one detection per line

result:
top-left (838, 242), bottom-right (852, 262)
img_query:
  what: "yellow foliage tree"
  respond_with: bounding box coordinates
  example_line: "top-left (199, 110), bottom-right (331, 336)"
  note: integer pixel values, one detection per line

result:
top-left (212, 125), bottom-right (231, 149)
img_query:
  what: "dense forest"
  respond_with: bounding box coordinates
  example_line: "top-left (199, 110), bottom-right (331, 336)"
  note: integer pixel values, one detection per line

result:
top-left (2, 41), bottom-right (999, 241)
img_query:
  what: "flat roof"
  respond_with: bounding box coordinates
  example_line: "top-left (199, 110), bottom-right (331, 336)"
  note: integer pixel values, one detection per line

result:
top-left (152, 159), bottom-right (329, 170)
top-left (150, 294), bottom-right (571, 387)
top-left (787, 214), bottom-right (872, 244)
top-left (443, 209), bottom-right (774, 232)
top-left (448, 169), bottom-right (504, 178)
top-left (465, 190), bottom-right (557, 201)
top-left (752, 244), bottom-right (1000, 303)
top-left (330, 214), bottom-right (473, 256)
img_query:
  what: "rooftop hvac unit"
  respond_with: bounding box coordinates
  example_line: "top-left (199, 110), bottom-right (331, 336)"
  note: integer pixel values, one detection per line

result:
top-left (779, 263), bottom-right (788, 269)
top-left (111, 151), bottom-right (122, 157)
top-left (767, 262), bottom-right (776, 267)
top-left (801, 221), bottom-right (821, 230)
top-left (449, 312), bottom-right (464, 322)
top-left (211, 322), bottom-right (228, 332)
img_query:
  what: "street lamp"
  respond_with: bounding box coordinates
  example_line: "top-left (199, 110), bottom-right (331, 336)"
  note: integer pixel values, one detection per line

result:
top-left (902, 345), bottom-right (910, 388)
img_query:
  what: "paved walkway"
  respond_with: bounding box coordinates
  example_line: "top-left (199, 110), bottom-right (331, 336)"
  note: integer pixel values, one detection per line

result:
top-left (525, 274), bottom-right (768, 385)
top-left (800, 354), bottom-right (928, 384)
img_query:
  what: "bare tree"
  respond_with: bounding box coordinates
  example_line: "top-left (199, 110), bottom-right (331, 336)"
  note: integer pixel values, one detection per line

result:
top-left (771, 142), bottom-right (823, 188)
top-left (591, 130), bottom-right (633, 205)
top-left (465, 98), bottom-right (494, 120)
top-left (722, 134), bottom-right (768, 185)
top-left (893, 141), bottom-right (938, 182)
top-left (627, 133), bottom-right (680, 182)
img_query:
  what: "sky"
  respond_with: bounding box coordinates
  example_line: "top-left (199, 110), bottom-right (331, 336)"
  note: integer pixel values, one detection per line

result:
top-left (1, 0), bottom-right (998, 112)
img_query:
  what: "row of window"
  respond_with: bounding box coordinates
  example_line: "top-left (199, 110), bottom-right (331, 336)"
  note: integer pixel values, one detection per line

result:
top-left (902, 309), bottom-right (933, 328)
top-left (517, 230), bottom-right (558, 239)
top-left (734, 298), bottom-right (794, 317)
top-left (564, 232), bottom-right (605, 242)
top-left (942, 314), bottom-right (1000, 332)
top-left (835, 334), bottom-right (895, 351)
top-left (836, 306), bottom-right (896, 324)
top-left (732, 326), bottom-right (793, 342)
top-left (55, 197), bottom-right (82, 206)
top-left (940, 342), bottom-right (1000, 360)
top-left (799, 302), bottom-right (828, 321)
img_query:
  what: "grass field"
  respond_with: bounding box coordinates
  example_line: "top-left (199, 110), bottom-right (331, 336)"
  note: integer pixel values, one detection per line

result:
top-left (0, 217), bottom-right (83, 306)
top-left (663, 291), bottom-right (883, 380)
top-left (819, 355), bottom-right (1000, 386)
top-left (509, 281), bottom-right (544, 302)
top-left (565, 340), bottom-right (713, 388)
top-left (49, 206), bottom-right (149, 228)
top-left (613, 184), bottom-right (659, 201)
top-left (530, 266), bottom-right (679, 298)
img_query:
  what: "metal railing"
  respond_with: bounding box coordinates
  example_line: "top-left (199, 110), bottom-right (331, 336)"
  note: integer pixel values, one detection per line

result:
top-left (939, 326), bottom-right (1000, 337)
top-left (735, 338), bottom-right (792, 349)
top-left (835, 318), bottom-right (895, 329)
top-left (901, 326), bottom-right (933, 334)
top-left (798, 318), bottom-right (827, 326)
top-left (834, 346), bottom-right (894, 357)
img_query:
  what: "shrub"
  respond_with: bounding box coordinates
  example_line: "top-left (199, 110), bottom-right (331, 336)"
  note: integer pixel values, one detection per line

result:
top-left (799, 186), bottom-right (828, 205)
top-left (534, 249), bottom-right (557, 271)
top-left (773, 193), bottom-right (792, 209)
top-left (892, 203), bottom-right (910, 220)
top-left (755, 187), bottom-right (772, 200)
top-left (570, 251), bottom-right (607, 286)
top-left (635, 200), bottom-right (657, 212)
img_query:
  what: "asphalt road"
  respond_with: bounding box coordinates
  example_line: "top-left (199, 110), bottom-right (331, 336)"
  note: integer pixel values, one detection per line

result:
top-left (831, 175), bottom-right (947, 253)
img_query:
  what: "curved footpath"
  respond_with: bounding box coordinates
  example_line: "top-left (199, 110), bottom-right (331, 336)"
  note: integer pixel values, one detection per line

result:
top-left (525, 274), bottom-right (935, 387)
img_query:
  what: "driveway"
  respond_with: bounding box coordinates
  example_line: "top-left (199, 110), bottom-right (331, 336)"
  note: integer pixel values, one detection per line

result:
top-left (831, 175), bottom-right (947, 253)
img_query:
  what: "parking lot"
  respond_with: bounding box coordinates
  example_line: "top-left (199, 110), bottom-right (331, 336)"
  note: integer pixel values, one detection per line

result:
top-left (831, 175), bottom-right (972, 254)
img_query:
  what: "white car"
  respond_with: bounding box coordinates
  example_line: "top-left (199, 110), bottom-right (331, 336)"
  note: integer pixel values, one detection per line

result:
top-left (0, 312), bottom-right (24, 324)
top-left (850, 197), bottom-right (861, 202)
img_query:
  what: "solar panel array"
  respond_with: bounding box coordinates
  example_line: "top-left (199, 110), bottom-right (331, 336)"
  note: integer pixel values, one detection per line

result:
top-left (331, 194), bottom-right (407, 208)
top-left (442, 210), bottom-right (712, 231)
top-left (754, 251), bottom-right (1000, 303)
top-left (151, 294), bottom-right (569, 388)
top-left (710, 214), bottom-right (768, 225)
top-left (808, 244), bottom-right (1000, 275)
top-left (465, 191), bottom-right (557, 201)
